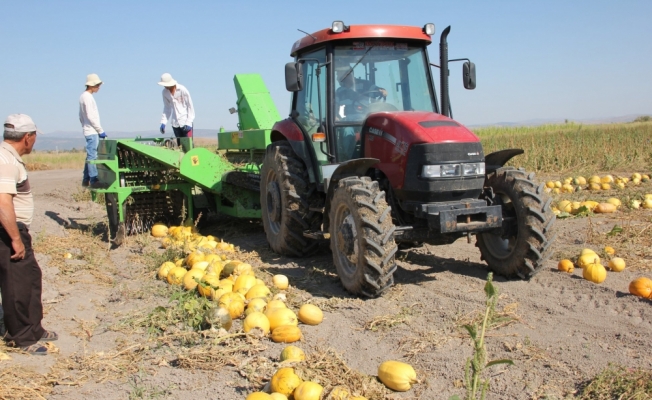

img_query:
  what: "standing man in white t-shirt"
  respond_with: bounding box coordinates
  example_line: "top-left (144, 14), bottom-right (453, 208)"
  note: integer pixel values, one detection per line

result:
top-left (158, 73), bottom-right (195, 145)
top-left (78, 73), bottom-right (107, 188)
top-left (0, 114), bottom-right (58, 355)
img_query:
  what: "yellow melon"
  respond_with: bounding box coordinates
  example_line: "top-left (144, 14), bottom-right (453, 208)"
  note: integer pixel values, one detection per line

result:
top-left (183, 268), bottom-right (205, 290)
top-left (280, 345), bottom-right (306, 362)
top-left (245, 284), bottom-right (272, 300)
top-left (166, 266), bottom-right (187, 285)
top-left (607, 257), bottom-right (626, 272)
top-left (266, 308), bottom-right (299, 331)
top-left (234, 274), bottom-right (257, 293)
top-left (151, 223), bottom-right (168, 238)
top-left (243, 311), bottom-right (271, 334)
top-left (297, 304), bottom-right (323, 326)
top-left (158, 261), bottom-right (176, 280)
top-left (197, 274), bottom-right (221, 297)
top-left (270, 367), bottom-right (302, 396)
top-left (273, 274), bottom-right (289, 290)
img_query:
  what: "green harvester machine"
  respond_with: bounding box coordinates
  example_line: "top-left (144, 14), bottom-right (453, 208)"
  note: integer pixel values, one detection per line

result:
top-left (91, 74), bottom-right (278, 245)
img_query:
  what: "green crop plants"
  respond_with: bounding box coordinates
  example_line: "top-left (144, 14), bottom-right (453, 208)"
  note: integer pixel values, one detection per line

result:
top-left (450, 273), bottom-right (514, 400)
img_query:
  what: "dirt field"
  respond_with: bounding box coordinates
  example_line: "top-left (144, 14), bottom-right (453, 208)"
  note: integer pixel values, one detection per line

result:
top-left (1, 169), bottom-right (650, 399)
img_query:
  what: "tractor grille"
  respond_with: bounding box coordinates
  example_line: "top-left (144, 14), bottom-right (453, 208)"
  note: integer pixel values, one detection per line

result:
top-left (124, 190), bottom-right (187, 235)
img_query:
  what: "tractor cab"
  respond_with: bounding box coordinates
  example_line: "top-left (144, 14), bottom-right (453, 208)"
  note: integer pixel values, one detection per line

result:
top-left (284, 22), bottom-right (475, 184)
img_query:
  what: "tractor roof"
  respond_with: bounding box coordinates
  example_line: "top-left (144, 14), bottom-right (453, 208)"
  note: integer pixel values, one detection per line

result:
top-left (290, 24), bottom-right (433, 57)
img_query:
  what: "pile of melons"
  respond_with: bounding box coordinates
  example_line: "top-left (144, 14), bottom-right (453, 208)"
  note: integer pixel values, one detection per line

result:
top-left (558, 247), bottom-right (652, 302)
top-left (545, 173), bottom-right (650, 195)
top-left (557, 247), bottom-right (626, 284)
top-left (152, 224), bottom-right (324, 346)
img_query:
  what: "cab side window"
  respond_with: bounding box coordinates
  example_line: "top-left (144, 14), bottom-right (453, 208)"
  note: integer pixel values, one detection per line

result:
top-left (294, 49), bottom-right (327, 135)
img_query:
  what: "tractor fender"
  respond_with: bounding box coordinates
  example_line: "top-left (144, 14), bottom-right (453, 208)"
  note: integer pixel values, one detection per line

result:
top-left (485, 149), bottom-right (524, 174)
top-left (322, 158), bottom-right (380, 233)
top-left (271, 119), bottom-right (317, 184)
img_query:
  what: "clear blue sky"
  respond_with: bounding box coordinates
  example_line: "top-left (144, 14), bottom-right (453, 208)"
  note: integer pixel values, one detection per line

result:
top-left (2, 0), bottom-right (651, 134)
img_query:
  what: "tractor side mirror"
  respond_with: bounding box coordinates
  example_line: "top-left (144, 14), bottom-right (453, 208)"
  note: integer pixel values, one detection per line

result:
top-left (285, 62), bottom-right (303, 92)
top-left (463, 61), bottom-right (476, 90)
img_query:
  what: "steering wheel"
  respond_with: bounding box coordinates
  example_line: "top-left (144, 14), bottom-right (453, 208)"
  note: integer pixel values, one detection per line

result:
top-left (360, 90), bottom-right (386, 102)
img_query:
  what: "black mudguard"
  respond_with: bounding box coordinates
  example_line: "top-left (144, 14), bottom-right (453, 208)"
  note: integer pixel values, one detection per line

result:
top-left (485, 149), bottom-right (524, 174)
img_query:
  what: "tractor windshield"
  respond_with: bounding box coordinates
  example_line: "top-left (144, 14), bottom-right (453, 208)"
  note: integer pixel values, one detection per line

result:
top-left (333, 42), bottom-right (435, 160)
top-left (333, 42), bottom-right (435, 122)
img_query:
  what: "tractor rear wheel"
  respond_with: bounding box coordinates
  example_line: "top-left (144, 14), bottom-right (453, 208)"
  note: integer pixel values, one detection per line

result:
top-left (261, 141), bottom-right (320, 257)
top-left (476, 167), bottom-right (556, 279)
top-left (329, 176), bottom-right (397, 297)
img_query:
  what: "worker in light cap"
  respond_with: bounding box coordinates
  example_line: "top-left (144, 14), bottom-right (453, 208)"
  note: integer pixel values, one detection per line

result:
top-left (158, 73), bottom-right (195, 145)
top-left (79, 73), bottom-right (107, 188)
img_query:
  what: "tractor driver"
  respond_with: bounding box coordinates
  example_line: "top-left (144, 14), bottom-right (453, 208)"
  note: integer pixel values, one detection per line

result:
top-left (335, 67), bottom-right (387, 121)
top-left (335, 66), bottom-right (387, 159)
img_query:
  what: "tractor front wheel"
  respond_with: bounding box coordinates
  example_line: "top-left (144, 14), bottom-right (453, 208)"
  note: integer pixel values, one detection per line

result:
top-left (476, 167), bottom-right (556, 279)
top-left (261, 141), bottom-right (320, 257)
top-left (329, 176), bottom-right (397, 297)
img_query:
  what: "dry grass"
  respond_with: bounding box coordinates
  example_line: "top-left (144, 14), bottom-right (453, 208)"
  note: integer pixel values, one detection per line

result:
top-left (53, 342), bottom-right (154, 385)
top-left (363, 305), bottom-right (416, 332)
top-left (399, 328), bottom-right (455, 360)
top-left (310, 296), bottom-right (364, 313)
top-left (582, 213), bottom-right (652, 271)
top-left (33, 230), bottom-right (113, 275)
top-left (0, 367), bottom-right (54, 399)
top-left (23, 151), bottom-right (86, 171)
top-left (173, 333), bottom-right (269, 383)
top-left (293, 347), bottom-right (390, 399)
top-left (573, 364), bottom-right (652, 399)
top-left (477, 121), bottom-right (652, 173)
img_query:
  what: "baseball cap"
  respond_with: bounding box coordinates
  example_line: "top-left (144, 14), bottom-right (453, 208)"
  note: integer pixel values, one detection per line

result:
top-left (4, 114), bottom-right (44, 134)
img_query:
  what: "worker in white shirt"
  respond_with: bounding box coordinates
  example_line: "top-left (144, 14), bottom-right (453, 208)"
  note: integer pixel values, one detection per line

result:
top-left (78, 73), bottom-right (107, 188)
top-left (158, 73), bottom-right (195, 144)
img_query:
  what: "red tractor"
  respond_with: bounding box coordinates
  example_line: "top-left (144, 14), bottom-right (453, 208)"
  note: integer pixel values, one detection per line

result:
top-left (261, 22), bottom-right (555, 297)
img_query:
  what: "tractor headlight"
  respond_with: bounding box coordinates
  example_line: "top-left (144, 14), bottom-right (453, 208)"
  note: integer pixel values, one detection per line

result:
top-left (440, 164), bottom-right (461, 177)
top-left (463, 162), bottom-right (485, 176)
top-left (421, 162), bottom-right (485, 178)
top-left (421, 165), bottom-right (441, 178)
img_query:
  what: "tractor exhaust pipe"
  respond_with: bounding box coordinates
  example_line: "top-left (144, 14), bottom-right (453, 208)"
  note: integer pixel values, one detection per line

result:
top-left (439, 26), bottom-right (451, 118)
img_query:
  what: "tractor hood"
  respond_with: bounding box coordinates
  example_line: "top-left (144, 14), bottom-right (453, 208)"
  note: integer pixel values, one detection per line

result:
top-left (361, 111), bottom-right (484, 194)
top-left (363, 111), bottom-right (480, 145)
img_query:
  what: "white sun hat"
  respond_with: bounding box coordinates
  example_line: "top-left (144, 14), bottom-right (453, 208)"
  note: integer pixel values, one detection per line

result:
top-left (158, 73), bottom-right (177, 87)
top-left (85, 73), bottom-right (103, 86)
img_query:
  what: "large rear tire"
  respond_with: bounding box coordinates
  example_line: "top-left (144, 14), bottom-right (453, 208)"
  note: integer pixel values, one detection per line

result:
top-left (261, 142), bottom-right (320, 257)
top-left (329, 176), bottom-right (398, 297)
top-left (476, 167), bottom-right (556, 279)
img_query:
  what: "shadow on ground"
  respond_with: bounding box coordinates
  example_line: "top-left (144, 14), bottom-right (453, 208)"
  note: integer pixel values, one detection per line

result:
top-left (45, 210), bottom-right (109, 241)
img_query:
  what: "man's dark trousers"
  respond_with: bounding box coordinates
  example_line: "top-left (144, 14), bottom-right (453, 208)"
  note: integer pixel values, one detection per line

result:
top-left (0, 224), bottom-right (45, 347)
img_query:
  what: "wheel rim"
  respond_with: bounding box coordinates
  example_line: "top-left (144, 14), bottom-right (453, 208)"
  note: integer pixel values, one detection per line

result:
top-left (333, 203), bottom-right (359, 278)
top-left (265, 173), bottom-right (282, 234)
top-left (482, 191), bottom-right (517, 259)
